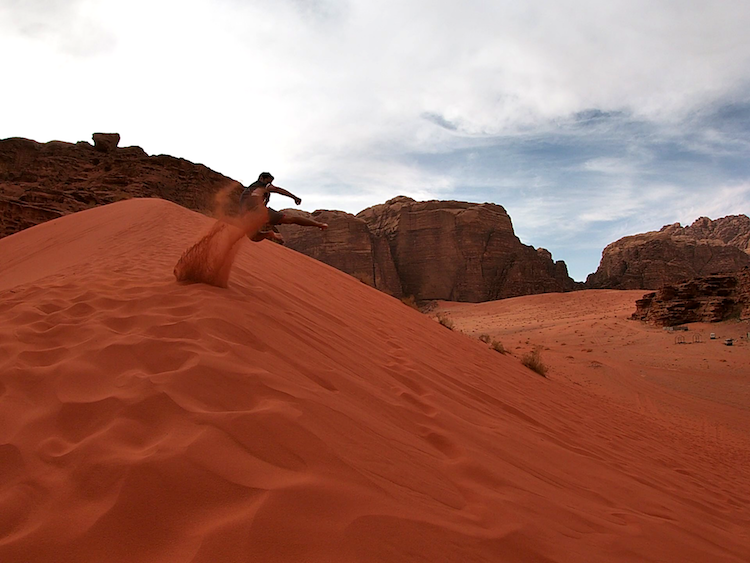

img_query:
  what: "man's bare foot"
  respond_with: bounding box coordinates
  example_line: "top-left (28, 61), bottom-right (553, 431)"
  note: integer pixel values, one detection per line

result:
top-left (319, 223), bottom-right (328, 230)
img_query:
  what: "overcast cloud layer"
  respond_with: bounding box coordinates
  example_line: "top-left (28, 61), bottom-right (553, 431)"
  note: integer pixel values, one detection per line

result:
top-left (2, 0), bottom-right (750, 280)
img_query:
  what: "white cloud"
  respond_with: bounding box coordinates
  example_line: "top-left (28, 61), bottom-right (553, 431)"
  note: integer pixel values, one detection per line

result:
top-left (5, 0), bottom-right (750, 160)
top-left (580, 157), bottom-right (639, 176)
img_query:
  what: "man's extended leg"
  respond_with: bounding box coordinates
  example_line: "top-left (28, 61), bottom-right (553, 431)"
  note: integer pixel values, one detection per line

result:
top-left (279, 214), bottom-right (328, 229)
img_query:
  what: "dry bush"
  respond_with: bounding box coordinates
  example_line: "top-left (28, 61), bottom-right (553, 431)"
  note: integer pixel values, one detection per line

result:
top-left (478, 333), bottom-right (491, 343)
top-left (521, 346), bottom-right (548, 377)
top-left (436, 313), bottom-right (454, 330)
top-left (419, 300), bottom-right (438, 314)
top-left (490, 339), bottom-right (508, 354)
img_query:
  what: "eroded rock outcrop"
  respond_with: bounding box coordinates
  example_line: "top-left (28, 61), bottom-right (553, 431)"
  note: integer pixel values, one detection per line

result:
top-left (278, 209), bottom-right (403, 296)
top-left (92, 132), bottom-right (121, 153)
top-left (631, 270), bottom-right (750, 326)
top-left (0, 135), bottom-right (241, 238)
top-left (587, 216), bottom-right (750, 290)
top-left (359, 197), bottom-right (579, 301)
top-left (667, 215), bottom-right (750, 252)
top-left (280, 196), bottom-right (579, 302)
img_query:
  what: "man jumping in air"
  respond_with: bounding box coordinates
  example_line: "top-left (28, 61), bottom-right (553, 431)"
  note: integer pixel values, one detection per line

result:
top-left (239, 172), bottom-right (328, 243)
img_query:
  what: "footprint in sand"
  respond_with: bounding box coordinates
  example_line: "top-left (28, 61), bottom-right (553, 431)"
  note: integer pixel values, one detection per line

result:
top-left (398, 391), bottom-right (438, 416)
top-left (385, 339), bottom-right (431, 393)
top-left (417, 425), bottom-right (463, 459)
top-left (386, 365), bottom-right (428, 396)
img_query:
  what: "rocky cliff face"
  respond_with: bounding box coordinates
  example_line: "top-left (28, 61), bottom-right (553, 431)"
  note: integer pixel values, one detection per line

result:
top-left (586, 216), bottom-right (750, 290)
top-left (277, 209), bottom-right (403, 297)
top-left (631, 270), bottom-right (750, 326)
top-left (281, 196), bottom-right (579, 302)
top-left (0, 134), bottom-right (240, 239)
top-left (667, 215), bottom-right (750, 252)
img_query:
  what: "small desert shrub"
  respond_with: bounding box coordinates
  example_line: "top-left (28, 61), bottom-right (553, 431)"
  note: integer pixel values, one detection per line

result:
top-left (521, 347), bottom-right (548, 377)
top-left (436, 313), bottom-right (454, 330)
top-left (478, 333), bottom-right (491, 344)
top-left (490, 339), bottom-right (508, 354)
top-left (400, 295), bottom-right (420, 311)
top-left (420, 300), bottom-right (438, 314)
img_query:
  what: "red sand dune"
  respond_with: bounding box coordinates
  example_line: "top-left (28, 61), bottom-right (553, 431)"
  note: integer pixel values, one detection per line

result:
top-left (1, 199), bottom-right (749, 562)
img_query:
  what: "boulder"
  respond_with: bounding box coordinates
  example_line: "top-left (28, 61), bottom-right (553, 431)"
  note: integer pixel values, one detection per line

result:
top-left (92, 132), bottom-right (121, 152)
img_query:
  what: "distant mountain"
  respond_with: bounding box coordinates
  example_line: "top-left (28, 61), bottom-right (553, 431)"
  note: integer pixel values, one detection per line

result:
top-left (279, 197), bottom-right (580, 302)
top-left (586, 216), bottom-right (750, 290)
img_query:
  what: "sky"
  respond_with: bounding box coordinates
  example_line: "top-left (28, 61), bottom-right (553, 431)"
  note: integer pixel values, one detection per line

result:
top-left (2, 0), bottom-right (750, 281)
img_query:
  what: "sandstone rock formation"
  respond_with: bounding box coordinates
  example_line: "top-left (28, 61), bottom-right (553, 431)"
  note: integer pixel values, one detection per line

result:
top-left (0, 134), bottom-right (241, 238)
top-left (631, 270), bottom-right (750, 326)
top-left (666, 215), bottom-right (750, 252)
top-left (92, 132), bottom-right (121, 153)
top-left (278, 209), bottom-right (403, 296)
top-left (587, 216), bottom-right (750, 290)
top-left (281, 196), bottom-right (580, 302)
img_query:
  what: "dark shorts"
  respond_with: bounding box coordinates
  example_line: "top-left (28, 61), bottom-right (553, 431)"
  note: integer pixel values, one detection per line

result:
top-left (239, 192), bottom-right (285, 225)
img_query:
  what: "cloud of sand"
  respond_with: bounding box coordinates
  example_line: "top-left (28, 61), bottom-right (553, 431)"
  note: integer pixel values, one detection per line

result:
top-left (210, 180), bottom-right (246, 222)
top-left (173, 206), bottom-right (268, 288)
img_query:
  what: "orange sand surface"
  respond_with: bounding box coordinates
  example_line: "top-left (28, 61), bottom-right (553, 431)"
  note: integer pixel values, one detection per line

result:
top-left (1, 199), bottom-right (749, 562)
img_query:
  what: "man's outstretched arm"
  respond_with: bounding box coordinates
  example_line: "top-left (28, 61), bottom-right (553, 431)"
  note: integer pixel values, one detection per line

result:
top-left (268, 185), bottom-right (301, 205)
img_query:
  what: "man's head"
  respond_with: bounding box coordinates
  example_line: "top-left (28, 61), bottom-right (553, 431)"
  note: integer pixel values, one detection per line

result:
top-left (258, 172), bottom-right (274, 183)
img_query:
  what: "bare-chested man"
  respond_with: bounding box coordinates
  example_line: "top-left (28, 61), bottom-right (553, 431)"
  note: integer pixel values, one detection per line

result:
top-left (239, 172), bottom-right (328, 243)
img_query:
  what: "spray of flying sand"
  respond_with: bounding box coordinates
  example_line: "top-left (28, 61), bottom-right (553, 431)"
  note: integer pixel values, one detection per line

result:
top-left (173, 182), bottom-right (268, 288)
